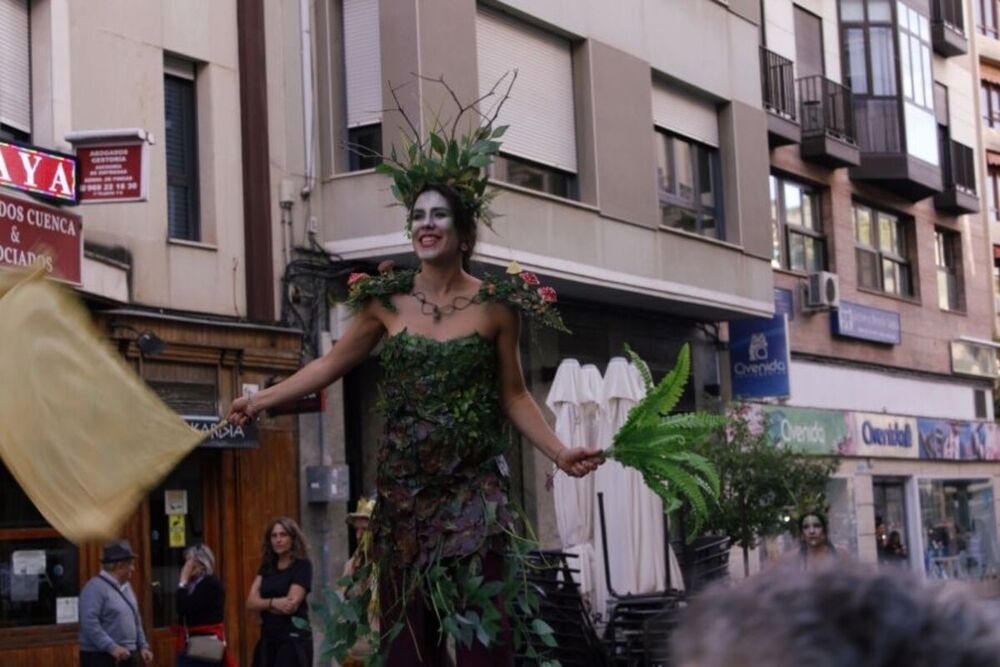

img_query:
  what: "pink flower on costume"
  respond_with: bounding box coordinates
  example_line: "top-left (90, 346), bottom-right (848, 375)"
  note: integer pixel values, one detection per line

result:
top-left (348, 272), bottom-right (370, 287)
top-left (537, 286), bottom-right (557, 303)
top-left (519, 272), bottom-right (540, 285)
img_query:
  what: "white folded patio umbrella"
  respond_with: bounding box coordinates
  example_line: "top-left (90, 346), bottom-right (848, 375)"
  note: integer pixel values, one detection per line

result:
top-left (546, 359), bottom-right (596, 599)
top-left (593, 357), bottom-right (667, 618)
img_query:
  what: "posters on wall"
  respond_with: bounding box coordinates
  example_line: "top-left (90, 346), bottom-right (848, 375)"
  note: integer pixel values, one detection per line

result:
top-left (739, 403), bottom-right (1000, 460)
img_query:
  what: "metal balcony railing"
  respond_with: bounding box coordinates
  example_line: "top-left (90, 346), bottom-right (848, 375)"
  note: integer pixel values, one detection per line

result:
top-left (932, 0), bottom-right (965, 33)
top-left (943, 139), bottom-right (976, 194)
top-left (798, 75), bottom-right (856, 144)
top-left (760, 47), bottom-right (796, 121)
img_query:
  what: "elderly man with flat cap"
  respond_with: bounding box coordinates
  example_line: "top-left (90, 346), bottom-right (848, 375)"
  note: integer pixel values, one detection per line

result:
top-left (79, 540), bottom-right (153, 666)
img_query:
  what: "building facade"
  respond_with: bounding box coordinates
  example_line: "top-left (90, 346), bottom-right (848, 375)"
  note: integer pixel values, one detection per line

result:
top-left (753, 0), bottom-right (1000, 594)
top-left (0, 1), bottom-right (306, 664)
top-left (308, 0), bottom-right (776, 585)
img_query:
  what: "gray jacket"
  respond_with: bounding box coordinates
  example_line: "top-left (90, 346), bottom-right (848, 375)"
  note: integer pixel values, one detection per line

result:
top-left (78, 571), bottom-right (148, 653)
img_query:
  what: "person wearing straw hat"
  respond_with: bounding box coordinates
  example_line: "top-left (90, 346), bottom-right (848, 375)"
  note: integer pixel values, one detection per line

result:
top-left (79, 540), bottom-right (152, 666)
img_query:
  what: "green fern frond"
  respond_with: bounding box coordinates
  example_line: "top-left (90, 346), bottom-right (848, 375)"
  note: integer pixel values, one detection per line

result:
top-left (624, 343), bottom-right (654, 392)
top-left (604, 343), bottom-right (721, 542)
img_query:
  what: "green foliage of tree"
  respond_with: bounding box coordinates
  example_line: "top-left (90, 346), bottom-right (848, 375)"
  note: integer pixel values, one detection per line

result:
top-left (692, 409), bottom-right (839, 576)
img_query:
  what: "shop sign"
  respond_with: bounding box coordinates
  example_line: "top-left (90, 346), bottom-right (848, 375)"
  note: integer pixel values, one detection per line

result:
top-left (76, 143), bottom-right (148, 202)
top-left (0, 192), bottom-right (82, 284)
top-left (184, 416), bottom-right (258, 449)
top-left (950, 341), bottom-right (998, 379)
top-left (0, 139), bottom-right (78, 203)
top-left (832, 301), bottom-right (901, 345)
top-left (752, 405), bottom-right (848, 455)
top-left (846, 412), bottom-right (918, 459)
top-left (730, 314), bottom-right (791, 399)
top-left (916, 419), bottom-right (994, 461)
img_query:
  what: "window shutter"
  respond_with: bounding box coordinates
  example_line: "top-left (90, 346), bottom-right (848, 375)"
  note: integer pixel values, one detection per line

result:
top-left (476, 8), bottom-right (578, 173)
top-left (651, 82), bottom-right (718, 147)
top-left (343, 0), bottom-right (382, 129)
top-left (0, 0), bottom-right (31, 133)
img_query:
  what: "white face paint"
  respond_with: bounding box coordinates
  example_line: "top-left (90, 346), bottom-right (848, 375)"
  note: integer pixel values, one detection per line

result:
top-left (410, 189), bottom-right (460, 263)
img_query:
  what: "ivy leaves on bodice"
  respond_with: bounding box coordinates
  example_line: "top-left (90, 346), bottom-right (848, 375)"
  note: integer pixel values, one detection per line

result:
top-left (374, 330), bottom-right (514, 569)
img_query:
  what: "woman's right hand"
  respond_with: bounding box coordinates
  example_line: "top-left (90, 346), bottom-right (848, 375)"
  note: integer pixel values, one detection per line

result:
top-left (227, 395), bottom-right (260, 427)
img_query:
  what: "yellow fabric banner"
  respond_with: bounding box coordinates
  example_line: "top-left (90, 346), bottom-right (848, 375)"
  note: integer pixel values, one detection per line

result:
top-left (0, 268), bottom-right (204, 542)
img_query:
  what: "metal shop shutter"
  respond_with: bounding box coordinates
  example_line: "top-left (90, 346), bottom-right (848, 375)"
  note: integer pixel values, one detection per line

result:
top-left (343, 0), bottom-right (382, 129)
top-left (0, 0), bottom-right (31, 133)
top-left (651, 82), bottom-right (719, 147)
top-left (476, 7), bottom-right (578, 173)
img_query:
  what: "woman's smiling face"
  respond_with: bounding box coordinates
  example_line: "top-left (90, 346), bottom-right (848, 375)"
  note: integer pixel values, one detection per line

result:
top-left (411, 189), bottom-right (459, 263)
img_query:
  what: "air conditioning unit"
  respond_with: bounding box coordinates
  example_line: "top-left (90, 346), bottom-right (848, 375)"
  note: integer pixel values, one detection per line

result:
top-left (804, 271), bottom-right (840, 311)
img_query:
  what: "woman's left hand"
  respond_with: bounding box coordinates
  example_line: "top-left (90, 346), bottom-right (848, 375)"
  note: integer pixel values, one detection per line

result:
top-left (272, 597), bottom-right (299, 615)
top-left (556, 447), bottom-right (604, 478)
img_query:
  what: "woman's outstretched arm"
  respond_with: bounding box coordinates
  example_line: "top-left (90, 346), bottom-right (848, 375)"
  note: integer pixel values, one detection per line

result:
top-left (494, 305), bottom-right (602, 478)
top-left (228, 302), bottom-right (386, 425)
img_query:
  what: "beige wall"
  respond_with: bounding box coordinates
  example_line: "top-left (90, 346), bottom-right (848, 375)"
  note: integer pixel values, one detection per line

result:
top-left (28, 0), bottom-right (250, 315)
top-left (317, 0), bottom-right (775, 317)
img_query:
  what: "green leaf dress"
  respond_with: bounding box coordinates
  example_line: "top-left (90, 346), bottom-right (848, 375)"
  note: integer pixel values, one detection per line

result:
top-left (328, 269), bottom-right (566, 666)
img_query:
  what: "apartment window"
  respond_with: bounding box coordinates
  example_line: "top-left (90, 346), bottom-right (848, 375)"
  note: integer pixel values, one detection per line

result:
top-left (982, 81), bottom-right (1000, 129)
top-left (164, 57), bottom-right (200, 242)
top-left (0, 463), bottom-right (80, 628)
top-left (0, 0), bottom-right (31, 140)
top-left (841, 0), bottom-right (900, 153)
top-left (655, 131), bottom-right (722, 238)
top-left (347, 124), bottom-right (382, 171)
top-left (770, 174), bottom-right (825, 272)
top-left (935, 229), bottom-right (962, 311)
top-left (494, 154), bottom-right (574, 199)
top-left (976, 0), bottom-right (999, 38)
top-left (343, 0), bottom-right (382, 172)
top-left (989, 164), bottom-right (1000, 221)
top-left (853, 203), bottom-right (913, 297)
top-left (477, 7), bottom-right (578, 199)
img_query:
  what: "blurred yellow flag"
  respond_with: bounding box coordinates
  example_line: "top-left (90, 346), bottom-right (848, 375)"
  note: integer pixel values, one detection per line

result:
top-left (0, 268), bottom-right (204, 543)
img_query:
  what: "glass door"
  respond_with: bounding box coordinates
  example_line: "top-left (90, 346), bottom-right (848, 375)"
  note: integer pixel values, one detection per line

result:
top-left (873, 477), bottom-right (911, 567)
top-left (149, 452), bottom-right (207, 628)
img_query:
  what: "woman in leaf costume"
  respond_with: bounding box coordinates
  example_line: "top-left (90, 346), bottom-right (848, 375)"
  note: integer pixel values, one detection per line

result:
top-left (227, 89), bottom-right (602, 664)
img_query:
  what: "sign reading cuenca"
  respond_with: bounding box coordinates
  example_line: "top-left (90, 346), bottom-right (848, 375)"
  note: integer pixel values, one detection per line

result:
top-left (0, 192), bottom-right (82, 284)
top-left (0, 140), bottom-right (78, 204)
top-left (76, 143), bottom-right (147, 202)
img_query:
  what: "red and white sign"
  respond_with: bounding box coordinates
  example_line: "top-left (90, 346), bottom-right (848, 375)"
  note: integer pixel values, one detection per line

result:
top-left (0, 140), bottom-right (78, 204)
top-left (77, 143), bottom-right (148, 203)
top-left (0, 192), bottom-right (82, 284)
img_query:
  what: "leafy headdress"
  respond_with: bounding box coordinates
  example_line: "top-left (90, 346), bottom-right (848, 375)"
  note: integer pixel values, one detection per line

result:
top-left (351, 72), bottom-right (518, 236)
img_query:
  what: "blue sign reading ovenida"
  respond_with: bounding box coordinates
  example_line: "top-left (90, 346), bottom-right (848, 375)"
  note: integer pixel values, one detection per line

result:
top-left (730, 313), bottom-right (791, 399)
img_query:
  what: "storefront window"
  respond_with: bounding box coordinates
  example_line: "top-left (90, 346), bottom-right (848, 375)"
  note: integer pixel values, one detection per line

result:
top-left (919, 479), bottom-right (998, 581)
top-left (0, 464), bottom-right (80, 628)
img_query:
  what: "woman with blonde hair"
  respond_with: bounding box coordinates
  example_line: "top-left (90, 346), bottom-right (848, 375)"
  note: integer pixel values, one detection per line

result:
top-left (246, 517), bottom-right (313, 667)
top-left (174, 544), bottom-right (233, 667)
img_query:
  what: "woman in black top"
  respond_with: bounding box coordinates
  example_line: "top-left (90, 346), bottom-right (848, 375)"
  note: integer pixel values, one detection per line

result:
top-left (247, 517), bottom-right (313, 667)
top-left (175, 544), bottom-right (232, 667)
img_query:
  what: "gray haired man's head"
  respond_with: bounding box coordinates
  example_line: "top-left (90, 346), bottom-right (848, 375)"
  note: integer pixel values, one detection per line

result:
top-left (673, 560), bottom-right (1000, 667)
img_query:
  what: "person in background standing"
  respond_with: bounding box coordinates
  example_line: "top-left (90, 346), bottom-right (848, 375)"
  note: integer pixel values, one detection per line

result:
top-left (174, 544), bottom-right (234, 667)
top-left (246, 517), bottom-right (313, 667)
top-left (79, 540), bottom-right (153, 667)
top-left (798, 511), bottom-right (838, 571)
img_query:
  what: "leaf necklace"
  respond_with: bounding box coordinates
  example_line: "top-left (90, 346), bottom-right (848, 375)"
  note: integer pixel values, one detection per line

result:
top-left (410, 290), bottom-right (482, 322)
